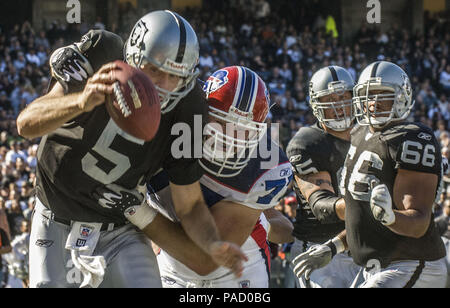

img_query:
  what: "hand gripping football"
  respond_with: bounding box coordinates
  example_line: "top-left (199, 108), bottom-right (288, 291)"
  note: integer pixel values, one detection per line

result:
top-left (106, 60), bottom-right (161, 141)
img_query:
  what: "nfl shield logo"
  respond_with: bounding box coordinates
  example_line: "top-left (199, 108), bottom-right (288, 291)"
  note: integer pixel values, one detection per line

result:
top-left (80, 225), bottom-right (93, 238)
top-left (203, 70), bottom-right (229, 97)
top-left (239, 280), bottom-right (250, 288)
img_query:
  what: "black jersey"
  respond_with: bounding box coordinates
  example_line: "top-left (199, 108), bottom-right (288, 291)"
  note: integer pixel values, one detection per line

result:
top-left (343, 122), bottom-right (446, 267)
top-left (286, 123), bottom-right (350, 243)
top-left (36, 31), bottom-right (208, 224)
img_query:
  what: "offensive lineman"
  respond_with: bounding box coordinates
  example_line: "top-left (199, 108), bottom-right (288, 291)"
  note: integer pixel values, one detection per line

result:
top-left (293, 61), bottom-right (447, 288)
top-left (286, 66), bottom-right (360, 287)
top-left (18, 11), bottom-right (245, 288)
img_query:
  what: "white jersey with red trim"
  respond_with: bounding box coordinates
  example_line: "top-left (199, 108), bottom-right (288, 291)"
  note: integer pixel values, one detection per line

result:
top-left (148, 138), bottom-right (292, 285)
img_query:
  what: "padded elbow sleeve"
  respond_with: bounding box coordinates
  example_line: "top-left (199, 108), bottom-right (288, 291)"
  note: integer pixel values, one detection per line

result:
top-left (308, 190), bottom-right (341, 224)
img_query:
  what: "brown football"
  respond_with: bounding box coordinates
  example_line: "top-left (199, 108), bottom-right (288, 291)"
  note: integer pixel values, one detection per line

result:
top-left (105, 60), bottom-right (161, 141)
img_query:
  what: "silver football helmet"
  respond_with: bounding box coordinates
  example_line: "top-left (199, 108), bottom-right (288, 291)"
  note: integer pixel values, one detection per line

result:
top-left (309, 66), bottom-right (355, 131)
top-left (124, 10), bottom-right (200, 113)
top-left (353, 61), bottom-right (413, 128)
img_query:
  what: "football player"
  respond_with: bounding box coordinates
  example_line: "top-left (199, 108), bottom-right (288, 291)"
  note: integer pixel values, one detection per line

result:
top-left (18, 11), bottom-right (245, 288)
top-left (286, 66), bottom-right (360, 287)
top-left (152, 66), bottom-right (292, 288)
top-left (293, 61), bottom-right (448, 288)
top-left (103, 66), bottom-right (293, 287)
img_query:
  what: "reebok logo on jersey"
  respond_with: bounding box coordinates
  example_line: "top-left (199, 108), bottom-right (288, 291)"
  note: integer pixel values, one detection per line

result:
top-left (280, 168), bottom-right (291, 177)
top-left (418, 132), bottom-right (432, 141)
top-left (35, 239), bottom-right (54, 248)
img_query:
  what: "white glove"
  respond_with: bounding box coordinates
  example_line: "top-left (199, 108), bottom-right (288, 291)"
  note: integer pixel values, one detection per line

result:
top-left (291, 237), bottom-right (345, 280)
top-left (370, 183), bottom-right (395, 226)
top-left (292, 244), bottom-right (332, 280)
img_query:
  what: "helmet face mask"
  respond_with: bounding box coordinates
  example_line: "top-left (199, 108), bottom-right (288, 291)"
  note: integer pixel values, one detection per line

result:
top-left (311, 89), bottom-right (354, 132)
top-left (124, 10), bottom-right (200, 113)
top-left (200, 66), bottom-right (270, 177)
top-left (353, 62), bottom-right (414, 128)
top-left (202, 107), bottom-right (266, 177)
top-left (309, 66), bottom-right (355, 131)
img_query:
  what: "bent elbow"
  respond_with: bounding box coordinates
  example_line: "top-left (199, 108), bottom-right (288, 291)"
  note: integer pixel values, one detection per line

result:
top-left (406, 219), bottom-right (430, 239)
top-left (16, 113), bottom-right (28, 137)
top-left (16, 114), bottom-right (35, 139)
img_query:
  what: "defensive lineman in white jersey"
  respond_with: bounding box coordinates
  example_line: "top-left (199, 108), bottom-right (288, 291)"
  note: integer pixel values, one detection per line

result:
top-left (149, 66), bottom-right (292, 287)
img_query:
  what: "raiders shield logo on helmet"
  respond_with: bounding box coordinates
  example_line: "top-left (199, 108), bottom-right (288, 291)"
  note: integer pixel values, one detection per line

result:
top-left (130, 21), bottom-right (149, 52)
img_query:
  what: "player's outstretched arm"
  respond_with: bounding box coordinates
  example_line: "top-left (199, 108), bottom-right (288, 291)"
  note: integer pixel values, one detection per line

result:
top-left (143, 201), bottom-right (260, 276)
top-left (93, 182), bottom-right (249, 277)
top-left (170, 181), bottom-right (248, 276)
top-left (17, 62), bottom-right (118, 139)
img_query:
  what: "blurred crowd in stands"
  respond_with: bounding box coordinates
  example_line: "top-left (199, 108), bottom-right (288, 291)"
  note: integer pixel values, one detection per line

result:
top-left (0, 0), bottom-right (449, 287)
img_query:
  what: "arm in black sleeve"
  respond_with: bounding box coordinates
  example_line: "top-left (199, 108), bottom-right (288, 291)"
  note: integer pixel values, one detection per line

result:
top-left (308, 189), bottom-right (341, 224)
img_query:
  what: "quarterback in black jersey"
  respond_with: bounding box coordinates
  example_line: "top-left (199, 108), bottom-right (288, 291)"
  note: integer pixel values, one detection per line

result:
top-left (293, 61), bottom-right (447, 288)
top-left (18, 11), bottom-right (245, 288)
top-left (287, 66), bottom-right (360, 287)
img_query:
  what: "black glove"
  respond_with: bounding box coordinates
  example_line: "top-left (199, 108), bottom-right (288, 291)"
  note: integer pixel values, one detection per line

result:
top-left (93, 183), bottom-right (157, 229)
top-left (93, 184), bottom-right (144, 214)
top-left (49, 44), bottom-right (94, 93)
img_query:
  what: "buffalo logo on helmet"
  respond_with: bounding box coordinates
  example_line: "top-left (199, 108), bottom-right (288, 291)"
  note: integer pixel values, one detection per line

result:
top-left (203, 69), bottom-right (229, 98)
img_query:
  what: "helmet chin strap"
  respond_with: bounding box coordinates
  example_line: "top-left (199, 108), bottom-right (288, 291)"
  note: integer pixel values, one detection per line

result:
top-left (324, 118), bottom-right (353, 131)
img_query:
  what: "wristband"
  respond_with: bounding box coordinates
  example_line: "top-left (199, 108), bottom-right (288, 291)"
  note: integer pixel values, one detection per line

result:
top-left (325, 236), bottom-right (345, 257)
top-left (124, 202), bottom-right (157, 229)
top-left (308, 190), bottom-right (341, 224)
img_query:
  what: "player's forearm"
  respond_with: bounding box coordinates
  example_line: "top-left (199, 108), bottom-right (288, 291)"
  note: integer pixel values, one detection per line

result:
top-left (17, 93), bottom-right (84, 138)
top-left (143, 213), bottom-right (218, 275)
top-left (336, 230), bottom-right (348, 250)
top-left (267, 216), bottom-right (294, 244)
top-left (178, 199), bottom-right (222, 257)
top-left (386, 209), bottom-right (431, 238)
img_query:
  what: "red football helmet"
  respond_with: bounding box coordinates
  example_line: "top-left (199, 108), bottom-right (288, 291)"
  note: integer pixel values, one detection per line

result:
top-left (201, 66), bottom-right (270, 177)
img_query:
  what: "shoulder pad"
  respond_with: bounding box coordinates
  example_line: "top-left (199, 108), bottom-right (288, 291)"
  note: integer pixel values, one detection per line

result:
top-left (287, 125), bottom-right (329, 155)
top-left (287, 125), bottom-right (330, 176)
top-left (77, 29), bottom-right (124, 72)
top-left (383, 122), bottom-right (441, 174)
top-left (244, 161), bottom-right (293, 210)
top-left (381, 122), bottom-right (435, 146)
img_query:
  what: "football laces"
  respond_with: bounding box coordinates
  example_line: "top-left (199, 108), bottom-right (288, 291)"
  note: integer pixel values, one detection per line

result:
top-left (113, 82), bottom-right (132, 117)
